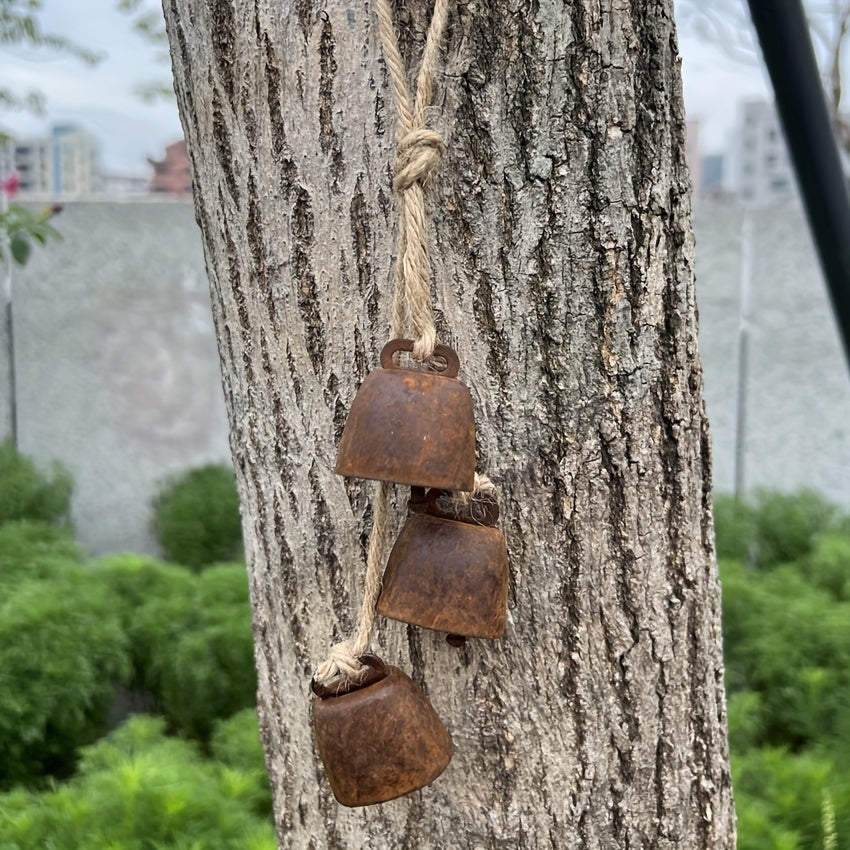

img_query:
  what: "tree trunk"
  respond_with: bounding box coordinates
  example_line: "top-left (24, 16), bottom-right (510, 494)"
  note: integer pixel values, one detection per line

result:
top-left (162, 1), bottom-right (735, 847)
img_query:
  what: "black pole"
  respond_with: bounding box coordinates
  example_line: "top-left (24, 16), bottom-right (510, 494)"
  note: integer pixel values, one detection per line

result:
top-left (6, 298), bottom-right (16, 449)
top-left (746, 0), bottom-right (850, 372)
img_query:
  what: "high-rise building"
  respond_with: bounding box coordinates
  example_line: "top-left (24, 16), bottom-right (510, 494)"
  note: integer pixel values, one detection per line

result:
top-left (3, 124), bottom-right (100, 195)
top-left (732, 100), bottom-right (796, 204)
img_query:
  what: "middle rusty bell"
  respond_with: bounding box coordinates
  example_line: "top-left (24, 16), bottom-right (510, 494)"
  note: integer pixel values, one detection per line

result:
top-left (335, 338), bottom-right (476, 491)
top-left (377, 487), bottom-right (510, 639)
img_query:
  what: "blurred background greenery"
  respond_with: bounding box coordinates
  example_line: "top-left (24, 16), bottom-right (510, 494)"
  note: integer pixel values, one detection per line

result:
top-left (0, 442), bottom-right (273, 849)
top-left (2, 442), bottom-right (850, 848)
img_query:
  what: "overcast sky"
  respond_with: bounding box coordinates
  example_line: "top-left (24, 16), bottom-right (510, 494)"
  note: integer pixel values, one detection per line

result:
top-left (0, 0), bottom-right (771, 175)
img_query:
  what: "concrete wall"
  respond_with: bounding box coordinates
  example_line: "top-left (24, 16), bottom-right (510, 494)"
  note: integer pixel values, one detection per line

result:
top-left (5, 197), bottom-right (849, 556)
top-left (695, 199), bottom-right (850, 507)
top-left (8, 201), bottom-right (230, 556)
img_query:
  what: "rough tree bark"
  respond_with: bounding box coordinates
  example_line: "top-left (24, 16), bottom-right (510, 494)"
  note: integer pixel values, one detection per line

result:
top-left (163, 1), bottom-right (735, 847)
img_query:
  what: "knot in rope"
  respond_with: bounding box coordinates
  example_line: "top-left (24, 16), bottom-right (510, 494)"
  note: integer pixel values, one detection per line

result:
top-left (393, 129), bottom-right (446, 192)
top-left (314, 640), bottom-right (366, 687)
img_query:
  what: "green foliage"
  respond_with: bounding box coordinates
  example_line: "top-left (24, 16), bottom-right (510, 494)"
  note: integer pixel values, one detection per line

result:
top-left (804, 532), bottom-right (850, 601)
top-left (0, 520), bottom-right (81, 587)
top-left (82, 554), bottom-right (195, 690)
top-left (210, 709), bottom-right (272, 817)
top-left (0, 715), bottom-right (275, 850)
top-left (0, 442), bottom-right (72, 526)
top-left (716, 489), bottom-right (850, 849)
top-left (721, 559), bottom-right (850, 748)
top-left (0, 462), bottom-right (265, 841)
top-left (152, 464), bottom-right (243, 570)
top-left (714, 489), bottom-right (845, 567)
top-left (0, 569), bottom-right (130, 788)
top-left (74, 556), bottom-right (255, 740)
top-left (732, 748), bottom-right (850, 850)
top-left (0, 203), bottom-right (62, 267)
top-left (713, 494), bottom-right (757, 562)
top-left (131, 563), bottom-right (256, 739)
top-left (753, 490), bottom-right (841, 566)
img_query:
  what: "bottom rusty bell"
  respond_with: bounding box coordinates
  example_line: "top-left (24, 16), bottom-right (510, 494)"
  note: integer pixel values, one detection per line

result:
top-left (311, 654), bottom-right (453, 807)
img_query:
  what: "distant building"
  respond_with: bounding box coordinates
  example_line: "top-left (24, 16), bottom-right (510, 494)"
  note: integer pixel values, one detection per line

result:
top-left (700, 153), bottom-right (726, 198)
top-left (148, 140), bottom-right (192, 195)
top-left (6, 124), bottom-right (100, 196)
top-left (732, 100), bottom-right (796, 204)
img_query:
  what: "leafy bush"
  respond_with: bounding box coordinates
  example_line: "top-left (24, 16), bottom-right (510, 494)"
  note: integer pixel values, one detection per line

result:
top-left (0, 570), bottom-right (130, 788)
top-left (715, 489), bottom-right (845, 568)
top-left (69, 556), bottom-right (256, 740)
top-left (804, 532), bottom-right (850, 601)
top-left (0, 442), bottom-right (72, 526)
top-left (721, 560), bottom-right (850, 748)
top-left (732, 747), bottom-right (850, 850)
top-left (152, 463), bottom-right (243, 569)
top-left (0, 715), bottom-right (276, 850)
top-left (211, 709), bottom-right (272, 817)
top-left (752, 489), bottom-right (841, 567)
top-left (81, 554), bottom-right (196, 693)
top-left (717, 490), bottom-right (850, 849)
top-left (132, 563), bottom-right (256, 739)
top-left (0, 520), bottom-right (81, 588)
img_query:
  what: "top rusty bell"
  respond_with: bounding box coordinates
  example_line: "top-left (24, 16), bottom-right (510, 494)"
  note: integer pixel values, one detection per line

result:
top-left (335, 339), bottom-right (476, 491)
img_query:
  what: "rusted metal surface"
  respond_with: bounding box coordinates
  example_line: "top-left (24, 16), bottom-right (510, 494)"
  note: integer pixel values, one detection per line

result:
top-left (377, 489), bottom-right (509, 639)
top-left (335, 339), bottom-right (476, 490)
top-left (311, 655), bottom-right (453, 807)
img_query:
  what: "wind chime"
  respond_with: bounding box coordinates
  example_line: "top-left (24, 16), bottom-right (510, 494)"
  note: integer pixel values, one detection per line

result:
top-left (310, 0), bottom-right (510, 807)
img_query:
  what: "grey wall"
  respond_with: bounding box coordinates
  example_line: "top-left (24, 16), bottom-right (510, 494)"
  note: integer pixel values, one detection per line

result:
top-left (5, 197), bottom-right (849, 556)
top-left (8, 201), bottom-right (230, 556)
top-left (695, 199), bottom-right (850, 507)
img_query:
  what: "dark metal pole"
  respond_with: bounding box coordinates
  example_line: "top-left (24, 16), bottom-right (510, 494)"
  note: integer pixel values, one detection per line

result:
top-left (5, 298), bottom-right (16, 448)
top-left (747, 0), bottom-right (850, 372)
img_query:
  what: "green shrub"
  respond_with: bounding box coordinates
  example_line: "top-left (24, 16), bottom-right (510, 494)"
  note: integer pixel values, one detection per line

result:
top-left (152, 463), bottom-right (243, 569)
top-left (210, 709), bottom-right (271, 816)
top-left (82, 554), bottom-right (196, 690)
top-left (0, 570), bottom-right (130, 788)
top-left (726, 690), bottom-right (764, 753)
top-left (752, 489), bottom-right (842, 567)
top-left (714, 489), bottom-right (848, 569)
top-left (733, 747), bottom-right (850, 850)
top-left (721, 560), bottom-right (850, 748)
top-left (0, 520), bottom-right (82, 588)
top-left (804, 532), bottom-right (850, 601)
top-left (132, 563), bottom-right (256, 739)
top-left (713, 494), bottom-right (757, 562)
top-left (0, 442), bottom-right (72, 527)
top-left (0, 715), bottom-right (276, 850)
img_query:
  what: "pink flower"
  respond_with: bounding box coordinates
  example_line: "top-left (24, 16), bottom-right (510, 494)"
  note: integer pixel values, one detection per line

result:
top-left (1, 172), bottom-right (20, 198)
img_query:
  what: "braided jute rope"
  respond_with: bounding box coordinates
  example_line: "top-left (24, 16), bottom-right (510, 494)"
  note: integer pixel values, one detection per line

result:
top-left (314, 0), bottom-right (452, 689)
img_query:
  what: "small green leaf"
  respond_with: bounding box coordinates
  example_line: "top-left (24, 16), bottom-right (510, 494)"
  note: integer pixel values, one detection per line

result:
top-left (9, 234), bottom-right (31, 266)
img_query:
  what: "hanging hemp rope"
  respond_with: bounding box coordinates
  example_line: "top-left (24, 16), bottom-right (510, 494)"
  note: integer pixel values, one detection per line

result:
top-left (314, 0), bottom-right (452, 688)
top-left (380, 0), bottom-right (450, 364)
